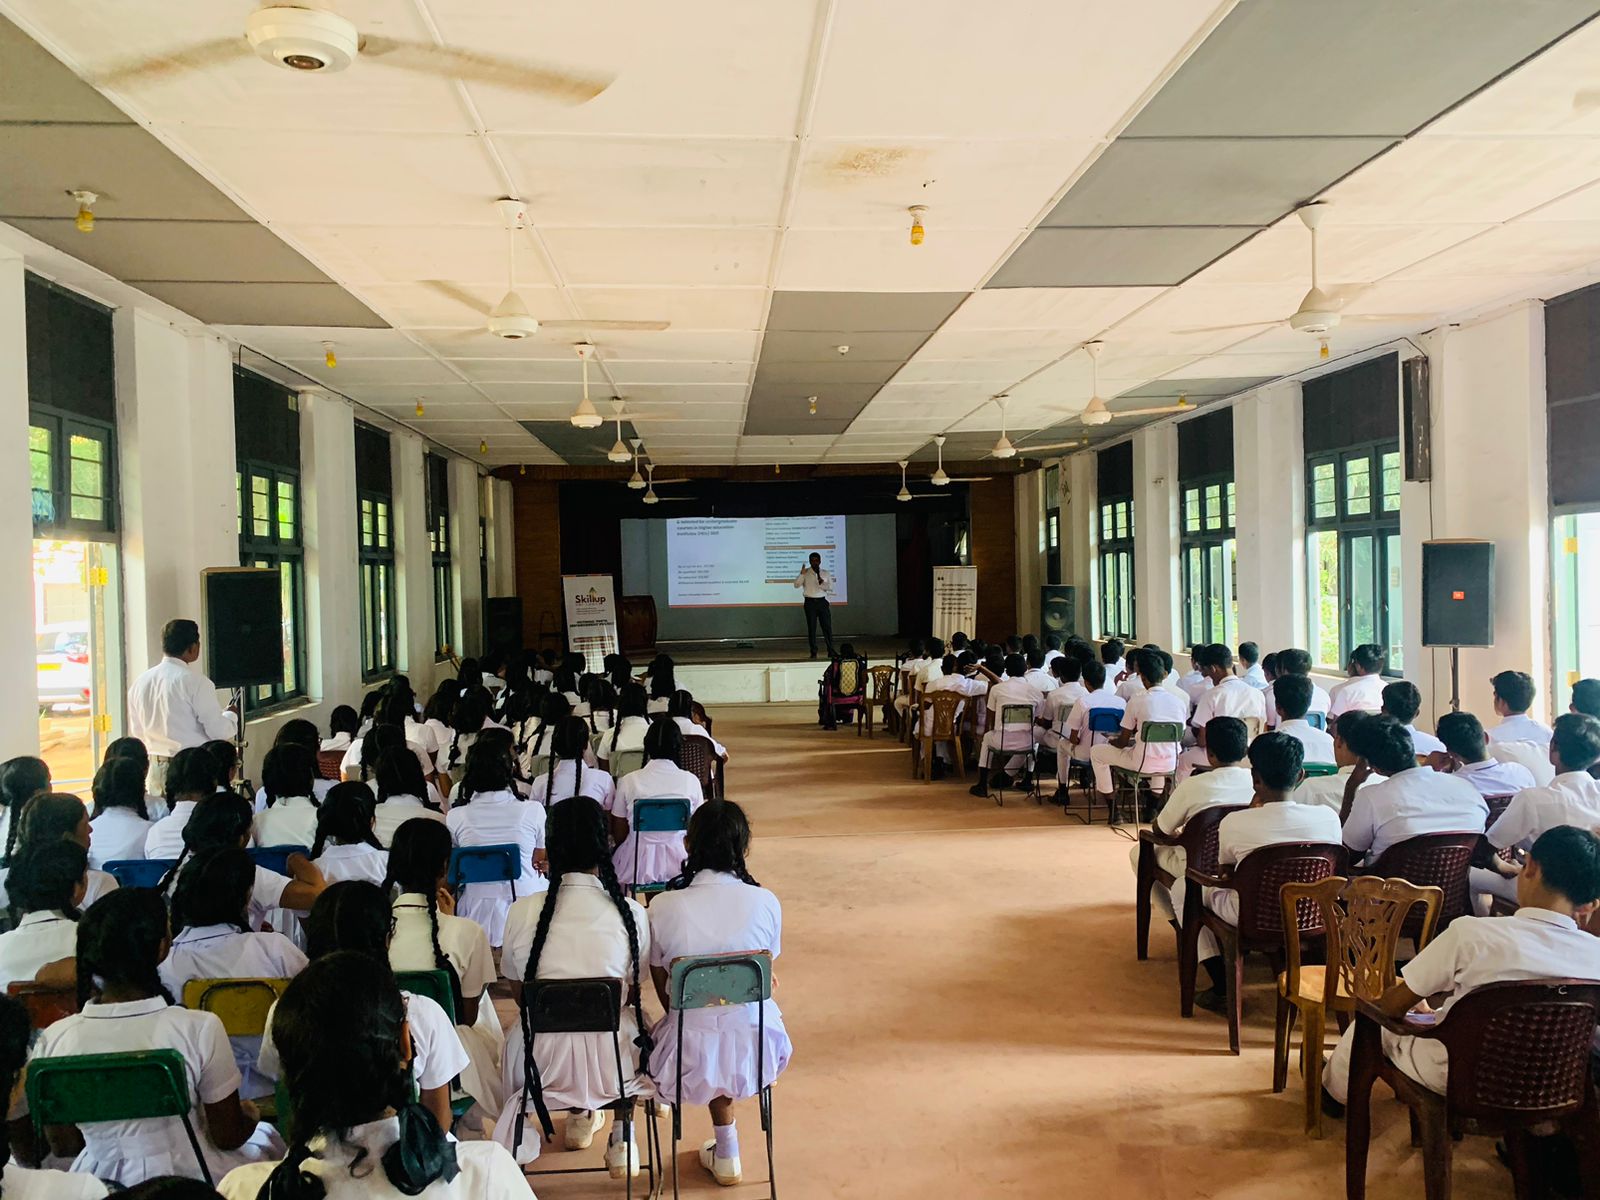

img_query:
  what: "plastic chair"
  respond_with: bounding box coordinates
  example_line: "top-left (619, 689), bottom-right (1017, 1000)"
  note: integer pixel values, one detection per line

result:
top-left (1366, 830), bottom-right (1482, 937)
top-left (667, 951), bottom-right (777, 1200)
top-left (6, 981), bottom-right (78, 1029)
top-left (28, 1049), bottom-right (216, 1185)
top-left (248, 845), bottom-right (309, 876)
top-left (511, 977), bottom-right (660, 1200)
top-left (910, 691), bottom-right (965, 783)
top-left (1179, 841), bottom-right (1345, 1053)
top-left (394, 968), bottom-right (460, 1024)
top-left (1346, 980), bottom-right (1600, 1200)
top-left (1109, 720), bottom-right (1185, 826)
top-left (862, 665), bottom-right (895, 739)
top-left (1065, 707), bottom-right (1126, 822)
top-left (1481, 792), bottom-right (1516, 826)
top-left (1273, 876), bottom-right (1440, 1137)
top-left (1305, 711), bottom-right (1327, 731)
top-left (449, 844), bottom-right (522, 918)
top-left (679, 736), bottom-right (720, 800)
top-left (181, 978), bottom-right (288, 1034)
top-left (1134, 803), bottom-right (1249, 961)
top-left (1299, 762), bottom-right (1340, 779)
top-left (984, 703), bottom-right (1040, 807)
top-left (819, 656), bottom-right (867, 730)
top-left (631, 797), bottom-right (691, 899)
top-left (315, 749), bottom-right (344, 781)
top-left (609, 749), bottom-right (646, 781)
top-left (104, 858), bottom-right (177, 889)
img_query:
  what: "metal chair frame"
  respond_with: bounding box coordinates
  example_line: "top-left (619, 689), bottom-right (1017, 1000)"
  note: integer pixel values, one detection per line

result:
top-left (1064, 707), bottom-right (1125, 824)
top-left (630, 797), bottom-right (692, 900)
top-left (985, 703), bottom-right (1041, 807)
top-left (1109, 720), bottom-right (1185, 826)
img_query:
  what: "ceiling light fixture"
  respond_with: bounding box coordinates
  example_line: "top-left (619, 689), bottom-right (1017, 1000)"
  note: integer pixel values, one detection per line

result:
top-left (414, 399), bottom-right (425, 417)
top-left (897, 459), bottom-right (913, 502)
top-left (519, 463), bottom-right (526, 475)
top-left (807, 395), bottom-right (818, 415)
top-left (322, 341), bottom-right (337, 369)
top-left (569, 343), bottom-right (604, 428)
top-left (69, 189), bottom-right (97, 233)
top-left (991, 397), bottom-right (1017, 457)
top-left (246, 6), bottom-right (359, 73)
top-left (932, 434), bottom-right (951, 485)
top-left (908, 204), bottom-right (927, 247)
top-left (478, 439), bottom-right (488, 454)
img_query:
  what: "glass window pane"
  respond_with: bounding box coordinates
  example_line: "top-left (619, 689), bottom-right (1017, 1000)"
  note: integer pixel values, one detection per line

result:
top-left (1185, 546), bottom-right (1204, 644)
top-left (1226, 481), bottom-right (1236, 530)
top-left (277, 479), bottom-right (297, 543)
top-left (1207, 543), bottom-right (1225, 644)
top-left (376, 501), bottom-right (390, 550)
top-left (1115, 502), bottom-right (1128, 540)
top-left (251, 474), bottom-right (271, 539)
top-left (1311, 530), bottom-right (1342, 669)
top-left (280, 560), bottom-right (297, 695)
top-left (1204, 484), bottom-right (1221, 531)
top-left (1350, 533), bottom-right (1377, 647)
top-left (30, 425), bottom-right (54, 528)
top-left (1312, 461), bottom-right (1337, 522)
top-left (1118, 552), bottom-right (1133, 636)
top-left (68, 434), bottom-right (105, 522)
top-left (1183, 488), bottom-right (1200, 534)
top-left (376, 564), bottom-right (391, 669)
top-left (1385, 532), bottom-right (1404, 673)
top-left (1381, 450), bottom-right (1402, 513)
top-left (360, 564), bottom-right (374, 674)
top-left (1345, 454), bottom-right (1372, 517)
top-left (1223, 537), bottom-right (1239, 646)
top-left (361, 498), bottom-right (373, 547)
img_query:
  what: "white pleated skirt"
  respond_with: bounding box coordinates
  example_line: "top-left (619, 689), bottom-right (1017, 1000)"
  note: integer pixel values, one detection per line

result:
top-left (648, 1000), bottom-right (792, 1107)
top-left (611, 831), bottom-right (688, 886)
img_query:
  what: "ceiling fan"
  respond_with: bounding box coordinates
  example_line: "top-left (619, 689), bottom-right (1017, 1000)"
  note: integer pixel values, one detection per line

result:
top-left (893, 460), bottom-right (942, 502)
top-left (89, 4), bottom-right (614, 102)
top-left (928, 435), bottom-right (992, 485)
top-left (640, 461), bottom-right (694, 505)
top-left (1069, 341), bottom-right (1193, 427)
top-left (1176, 202), bottom-right (1431, 356)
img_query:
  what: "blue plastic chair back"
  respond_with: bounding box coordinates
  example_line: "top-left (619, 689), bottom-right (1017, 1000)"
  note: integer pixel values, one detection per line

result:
top-left (248, 845), bottom-right (309, 876)
top-left (1306, 711), bottom-right (1327, 731)
top-left (104, 859), bottom-right (176, 890)
top-left (633, 797), bottom-right (691, 834)
top-left (449, 844), bottom-right (522, 886)
top-left (1087, 707), bottom-right (1124, 733)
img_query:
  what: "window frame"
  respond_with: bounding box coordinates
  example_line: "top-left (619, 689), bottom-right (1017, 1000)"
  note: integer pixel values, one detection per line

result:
top-left (1179, 471), bottom-right (1237, 648)
top-left (1305, 439), bottom-right (1403, 674)
top-left (235, 460), bottom-right (306, 712)
top-left (28, 406), bottom-right (118, 541)
top-left (1097, 494), bottom-right (1136, 640)
top-left (358, 486), bottom-right (398, 682)
top-left (425, 453), bottom-right (453, 661)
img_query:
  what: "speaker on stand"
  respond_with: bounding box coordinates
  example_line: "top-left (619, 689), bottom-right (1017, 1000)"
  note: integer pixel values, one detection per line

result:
top-left (1421, 540), bottom-right (1495, 713)
top-left (1040, 585), bottom-right (1077, 641)
top-left (202, 567), bottom-right (286, 792)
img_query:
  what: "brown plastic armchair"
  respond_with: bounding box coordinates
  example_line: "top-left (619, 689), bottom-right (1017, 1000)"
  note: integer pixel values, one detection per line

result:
top-left (862, 665), bottom-right (896, 739)
top-left (911, 691), bottom-right (965, 783)
top-left (1135, 803), bottom-right (1249, 961)
top-left (679, 735), bottom-right (720, 800)
top-left (1180, 841), bottom-right (1345, 1053)
top-left (1274, 876), bottom-right (1441, 1137)
top-left (1365, 830), bottom-right (1481, 937)
top-left (1346, 979), bottom-right (1600, 1200)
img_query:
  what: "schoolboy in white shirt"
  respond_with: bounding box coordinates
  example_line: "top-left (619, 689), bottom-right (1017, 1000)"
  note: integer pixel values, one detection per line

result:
top-left (1340, 716), bottom-right (1488, 866)
top-left (1176, 644), bottom-right (1267, 781)
top-left (1263, 649), bottom-right (1331, 730)
top-left (1294, 711), bottom-right (1380, 813)
top-left (1041, 634), bottom-right (1064, 670)
top-left (1381, 680), bottom-right (1444, 756)
top-left (1327, 643), bottom-right (1387, 719)
top-left (1037, 656), bottom-right (1087, 755)
top-left (892, 639), bottom-right (929, 719)
top-left (1236, 641), bottom-right (1268, 690)
top-left (1176, 646), bottom-right (1211, 706)
top-left (1100, 639), bottom-right (1126, 688)
top-left (1020, 649), bottom-right (1057, 695)
top-left (1486, 670), bottom-right (1553, 746)
top-left (1272, 675), bottom-right (1336, 766)
top-left (968, 654), bottom-right (1043, 798)
top-left (1056, 661), bottom-right (1125, 787)
top-left (1429, 711), bottom-right (1536, 798)
top-left (1090, 651), bottom-right (1188, 807)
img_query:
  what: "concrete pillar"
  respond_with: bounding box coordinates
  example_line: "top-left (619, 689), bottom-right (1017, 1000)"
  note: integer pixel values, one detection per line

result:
top-left (1133, 425), bottom-right (1180, 649)
top-left (1063, 450), bottom-right (1095, 638)
top-left (391, 430), bottom-right (434, 678)
top-left (1233, 381), bottom-right (1306, 655)
top-left (300, 391), bottom-right (360, 704)
top-left (490, 478), bottom-right (517, 598)
top-left (449, 458), bottom-right (483, 659)
top-left (1014, 468), bottom-right (1043, 636)
top-left (0, 252), bottom-right (38, 757)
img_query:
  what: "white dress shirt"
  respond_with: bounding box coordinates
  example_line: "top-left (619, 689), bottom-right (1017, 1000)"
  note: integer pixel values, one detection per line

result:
top-left (1238, 663), bottom-right (1269, 690)
top-left (1118, 687), bottom-right (1190, 775)
top-left (1328, 674), bottom-right (1387, 718)
top-left (1406, 724), bottom-right (1446, 756)
top-left (126, 656), bottom-right (236, 758)
top-left (1450, 757), bottom-right (1536, 798)
top-left (1192, 676), bottom-right (1267, 729)
top-left (144, 800), bottom-right (198, 858)
top-left (0, 1163), bottom-right (106, 1199)
top-left (1218, 801), bottom-right (1344, 866)
top-left (792, 567), bottom-right (834, 599)
top-left (89, 807), bottom-right (154, 868)
top-left (1278, 718), bottom-right (1336, 765)
top-left (1485, 771), bottom-right (1600, 852)
top-left (1488, 714), bottom-right (1554, 746)
top-left (526, 761), bottom-right (616, 808)
top-left (1293, 763), bottom-right (1379, 813)
top-left (371, 795), bottom-right (446, 847)
top-left (1264, 679), bottom-right (1331, 729)
top-left (312, 842), bottom-right (389, 886)
top-left (1342, 767), bottom-right (1489, 861)
top-left (986, 677), bottom-right (1043, 726)
top-left (390, 893), bottom-right (497, 999)
top-left (1148, 766), bottom-right (1255, 878)
top-left (0, 911), bottom-right (78, 988)
top-left (1021, 668), bottom-right (1057, 694)
top-left (1060, 685), bottom-right (1125, 758)
top-left (252, 796), bottom-right (319, 849)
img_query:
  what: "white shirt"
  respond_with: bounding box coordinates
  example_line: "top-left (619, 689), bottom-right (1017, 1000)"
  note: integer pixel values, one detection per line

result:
top-left (611, 760), bottom-right (704, 817)
top-left (445, 789), bottom-right (549, 944)
top-left (390, 893), bottom-right (498, 1000)
top-left (1021, 668), bottom-right (1057, 694)
top-left (673, 716), bottom-right (728, 759)
top-left (648, 869), bottom-right (784, 978)
top-left (252, 795), bottom-right (318, 849)
top-left (987, 677), bottom-right (1043, 726)
top-left (1278, 718), bottom-right (1336, 765)
top-left (1400, 908), bottom-right (1600, 1024)
top-left (319, 733), bottom-right (352, 753)
top-left (1061, 685), bottom-right (1126, 754)
top-left (1488, 714), bottom-right (1553, 747)
top-left (0, 1163), bottom-right (106, 1200)
top-left (259, 991), bottom-right (465, 1094)
top-left (251, 779), bottom-right (335, 813)
top-left (219, 1117), bottom-right (528, 1200)
top-left (1451, 757), bottom-right (1537, 798)
top-left (372, 795), bottom-right (446, 847)
top-left (0, 911), bottom-right (77, 988)
top-left (1486, 771), bottom-right (1600, 852)
top-left (1192, 676), bottom-right (1266, 729)
top-left (792, 566), bottom-right (834, 599)
top-left (503, 874), bottom-right (650, 985)
top-left (914, 659), bottom-right (945, 687)
top-left (126, 656), bottom-right (236, 758)
top-left (89, 806), bottom-right (154, 868)
top-left (1119, 687), bottom-right (1190, 774)
top-left (527, 761), bottom-right (616, 808)
top-left (1490, 739), bottom-right (1557, 787)
top-left (593, 715), bottom-right (650, 762)
top-left (1406, 724), bottom-right (1446, 756)
top-left (1218, 802), bottom-right (1344, 866)
top-left (1328, 674), bottom-right (1387, 718)
top-left (1264, 679), bottom-right (1331, 729)
top-left (342, 736), bottom-right (434, 782)
top-left (158, 924), bottom-right (308, 1004)
top-left (1153, 766), bottom-right (1255, 838)
top-left (1342, 767), bottom-right (1489, 861)
top-left (312, 842), bottom-right (389, 886)
top-left (1293, 763), bottom-right (1379, 814)
top-left (1238, 662), bottom-right (1268, 690)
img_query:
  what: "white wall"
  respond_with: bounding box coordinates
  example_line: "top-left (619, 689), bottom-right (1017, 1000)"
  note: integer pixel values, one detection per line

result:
top-left (0, 252), bottom-right (38, 758)
top-left (1232, 380), bottom-right (1307, 654)
top-left (449, 458), bottom-right (483, 660)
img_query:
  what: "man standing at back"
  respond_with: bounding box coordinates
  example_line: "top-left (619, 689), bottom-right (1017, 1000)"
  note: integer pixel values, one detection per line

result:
top-left (127, 618), bottom-right (237, 794)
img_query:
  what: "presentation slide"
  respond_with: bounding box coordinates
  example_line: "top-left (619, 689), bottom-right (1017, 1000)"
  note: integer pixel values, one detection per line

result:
top-left (666, 515), bottom-right (848, 607)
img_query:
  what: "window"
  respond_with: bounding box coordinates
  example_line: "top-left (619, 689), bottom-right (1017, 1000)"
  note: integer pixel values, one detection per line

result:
top-left (1180, 474), bottom-right (1237, 647)
top-left (356, 424), bottom-right (397, 680)
top-left (1044, 465), bottom-right (1062, 586)
top-left (1098, 498), bottom-right (1135, 639)
top-left (426, 453), bottom-right (453, 659)
top-left (234, 369), bottom-right (305, 711)
top-left (1306, 443), bottom-right (1402, 672)
top-left (29, 415), bottom-right (116, 538)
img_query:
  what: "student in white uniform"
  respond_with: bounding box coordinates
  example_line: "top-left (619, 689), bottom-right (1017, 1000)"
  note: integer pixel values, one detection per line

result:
top-left (1173, 733), bottom-right (1343, 1012)
top-left (444, 739), bottom-right (548, 948)
top-left (308, 782), bottom-right (389, 886)
top-left (968, 653), bottom-right (1043, 797)
top-left (1100, 640), bottom-right (1127, 688)
top-left (528, 717), bottom-right (616, 809)
top-left (1487, 669), bottom-right (1554, 746)
top-left (496, 797), bottom-right (652, 1174)
top-left (145, 746), bottom-right (223, 859)
top-left (516, 691), bottom-right (572, 777)
top-left (1262, 649), bottom-right (1331, 731)
top-left (1176, 644), bottom-right (1267, 781)
top-left (0, 840), bottom-right (85, 989)
top-left (162, 792), bottom-right (326, 932)
top-left (436, 689), bottom-right (493, 783)
top-left (250, 721), bottom-right (337, 815)
top-left (1271, 675), bottom-right (1336, 766)
top-left (1056, 661), bottom-right (1125, 786)
top-left (1091, 651), bottom-right (1189, 805)
top-left (252, 744), bottom-right (321, 849)
top-left (0, 992), bottom-right (110, 1198)
top-left (646, 655), bottom-right (678, 715)
top-left (1130, 718), bottom-right (1254, 927)
top-left (1322, 824), bottom-right (1600, 1111)
top-left (611, 720), bottom-right (705, 888)
top-left (321, 704), bottom-right (360, 754)
top-left (648, 799), bottom-right (792, 1187)
top-left (1236, 641), bottom-right (1268, 690)
top-left (0, 793), bottom-right (117, 918)
top-left (1037, 656), bottom-right (1088, 756)
top-left (594, 684), bottom-right (650, 772)
top-left (1340, 716), bottom-right (1488, 866)
top-left (100, 737), bottom-right (171, 822)
top-left (370, 747), bottom-right (446, 847)
top-left (220, 952), bottom-right (527, 1200)
top-left (669, 690), bottom-right (731, 762)
top-left (892, 640), bottom-right (929, 721)
top-left (1294, 712), bottom-right (1381, 813)
top-left (1429, 711), bottom-right (1536, 798)
top-left (163, 846), bottom-right (310, 1098)
top-left (1020, 648), bottom-right (1056, 695)
top-left (343, 720), bottom-right (434, 792)
top-left (1327, 643), bottom-right (1387, 718)
top-left (88, 756), bottom-right (153, 869)
top-left (36, 889), bottom-right (284, 1186)
top-left (1380, 681), bottom-right (1444, 756)
top-left (1470, 713), bottom-right (1600, 909)
top-left (1176, 646), bottom-right (1210, 706)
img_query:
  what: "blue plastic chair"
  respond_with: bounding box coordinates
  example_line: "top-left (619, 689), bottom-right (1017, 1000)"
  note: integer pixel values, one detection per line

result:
top-left (248, 845), bottom-right (309, 876)
top-left (1064, 707), bottom-right (1127, 824)
top-left (630, 798), bottom-right (691, 899)
top-left (104, 859), bottom-right (176, 890)
top-left (448, 844), bottom-right (523, 887)
top-left (1306, 711), bottom-right (1327, 731)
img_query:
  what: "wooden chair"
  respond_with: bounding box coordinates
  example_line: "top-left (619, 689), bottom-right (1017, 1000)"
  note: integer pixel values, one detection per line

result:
top-left (1135, 803), bottom-right (1249, 961)
top-left (862, 665), bottom-right (895, 739)
top-left (1345, 979), bottom-right (1600, 1200)
top-left (1179, 841), bottom-right (1345, 1053)
top-left (911, 692), bottom-right (965, 782)
top-left (1274, 876), bottom-right (1441, 1137)
top-left (1365, 830), bottom-right (1480, 937)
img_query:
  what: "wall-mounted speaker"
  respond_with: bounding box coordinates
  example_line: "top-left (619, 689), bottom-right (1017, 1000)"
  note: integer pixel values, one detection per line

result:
top-left (1421, 540), bottom-right (1494, 647)
top-left (1040, 585), bottom-right (1076, 639)
top-left (485, 596), bottom-right (524, 654)
top-left (201, 567), bottom-right (285, 689)
top-left (1403, 354), bottom-right (1432, 483)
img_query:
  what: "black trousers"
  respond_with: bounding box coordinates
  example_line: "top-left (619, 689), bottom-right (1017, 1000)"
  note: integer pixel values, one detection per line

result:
top-left (803, 597), bottom-right (835, 656)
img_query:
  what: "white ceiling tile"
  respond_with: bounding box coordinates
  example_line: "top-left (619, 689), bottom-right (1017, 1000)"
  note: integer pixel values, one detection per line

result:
top-left (422, 333), bottom-right (579, 360)
top-left (605, 360), bottom-right (755, 386)
top-left (609, 383), bottom-right (750, 406)
top-left (1522, 178), bottom-right (1600, 222)
top-left (938, 287), bottom-right (1163, 332)
top-left (889, 358), bottom-right (1046, 384)
top-left (913, 327), bottom-right (1091, 361)
top-left (566, 288), bottom-right (766, 330)
top-left (1392, 222), bottom-right (1600, 279)
top-left (453, 359), bottom-right (585, 384)
top-left (581, 331), bottom-right (759, 362)
top-left (1110, 283), bottom-right (1310, 336)
top-left (1337, 275), bottom-right (1554, 317)
top-left (384, 402), bottom-right (509, 422)
top-left (277, 225), bottom-right (555, 289)
top-left (776, 228), bottom-right (1015, 291)
top-left (337, 382), bottom-right (486, 404)
top-left (356, 282), bottom-right (563, 329)
top-left (541, 228), bottom-right (776, 286)
top-left (1193, 220), bottom-right (1491, 288)
top-left (223, 327), bottom-right (429, 360)
top-left (1422, 20), bottom-right (1600, 138)
top-left (276, 356), bottom-right (460, 387)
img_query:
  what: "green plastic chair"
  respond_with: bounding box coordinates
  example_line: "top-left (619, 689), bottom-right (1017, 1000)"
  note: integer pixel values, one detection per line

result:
top-left (1301, 762), bottom-right (1341, 779)
top-left (27, 1050), bottom-right (214, 1185)
top-left (1110, 720), bottom-right (1186, 826)
top-left (986, 703), bottom-right (1041, 807)
top-left (666, 951), bottom-right (777, 1200)
top-left (609, 748), bottom-right (646, 780)
top-left (392, 968), bottom-right (477, 1125)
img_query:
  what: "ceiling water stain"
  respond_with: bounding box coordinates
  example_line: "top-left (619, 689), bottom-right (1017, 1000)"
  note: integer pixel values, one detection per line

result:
top-left (824, 146), bottom-right (920, 180)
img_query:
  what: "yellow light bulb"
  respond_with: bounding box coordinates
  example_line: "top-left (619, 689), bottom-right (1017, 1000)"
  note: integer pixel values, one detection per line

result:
top-left (519, 463), bottom-right (526, 475)
top-left (415, 400), bottom-right (425, 417)
top-left (908, 205), bottom-right (927, 247)
top-left (1319, 339), bottom-right (1330, 359)
top-left (75, 206), bottom-right (94, 233)
top-left (69, 190), bottom-right (97, 233)
top-left (323, 343), bottom-right (337, 369)
top-left (479, 439), bottom-right (488, 454)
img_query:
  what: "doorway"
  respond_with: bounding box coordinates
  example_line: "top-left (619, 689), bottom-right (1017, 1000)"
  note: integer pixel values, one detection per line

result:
top-left (34, 539), bottom-right (122, 791)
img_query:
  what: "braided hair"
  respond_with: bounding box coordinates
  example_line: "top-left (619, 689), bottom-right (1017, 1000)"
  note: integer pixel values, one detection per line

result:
top-left (0, 757), bottom-right (50, 866)
top-left (513, 795), bottom-right (648, 1149)
top-left (445, 689), bottom-right (491, 773)
top-left (310, 782), bottom-right (383, 859)
top-left (91, 756), bottom-right (149, 821)
top-left (668, 799), bottom-right (761, 891)
top-left (162, 746), bottom-right (221, 808)
top-left (0, 993), bottom-right (29, 1195)
top-left (272, 719), bottom-right (322, 754)
top-left (262, 744), bottom-right (319, 810)
top-left (261, 952), bottom-right (458, 1200)
top-left (607, 654), bottom-right (633, 693)
top-left (158, 790), bottom-right (253, 895)
top-left (542, 717), bottom-right (590, 807)
top-left (201, 739), bottom-right (240, 790)
top-left (647, 654), bottom-right (676, 701)
top-left (375, 747), bottom-right (438, 812)
top-left (7, 838), bottom-right (88, 925)
top-left (170, 845), bottom-right (254, 935)
top-left (101, 736), bottom-right (150, 775)
top-left (581, 675), bottom-right (616, 732)
top-left (383, 820), bottom-right (464, 1014)
top-left (609, 684), bottom-right (648, 756)
top-left (302, 880), bottom-right (391, 961)
top-left (4, 793), bottom-right (88, 872)
top-left (643, 717), bottom-right (683, 767)
top-left (358, 724), bottom-right (407, 785)
top-left (522, 692), bottom-right (571, 765)
top-left (454, 734), bottom-right (515, 807)
top-left (377, 683), bottom-right (417, 734)
top-left (76, 887), bottom-right (174, 1010)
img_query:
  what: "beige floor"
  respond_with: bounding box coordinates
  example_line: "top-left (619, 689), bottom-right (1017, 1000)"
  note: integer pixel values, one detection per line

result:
top-left (513, 702), bottom-right (1507, 1199)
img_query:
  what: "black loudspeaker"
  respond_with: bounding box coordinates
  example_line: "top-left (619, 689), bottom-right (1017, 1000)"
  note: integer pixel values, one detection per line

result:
top-left (201, 567), bottom-right (285, 688)
top-left (485, 596), bottom-right (524, 654)
top-left (1422, 540), bottom-right (1495, 647)
top-left (1040, 585), bottom-right (1077, 639)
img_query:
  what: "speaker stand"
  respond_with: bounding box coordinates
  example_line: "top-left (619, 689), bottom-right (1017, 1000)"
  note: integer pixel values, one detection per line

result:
top-left (1448, 646), bottom-right (1461, 714)
top-left (231, 687), bottom-right (253, 797)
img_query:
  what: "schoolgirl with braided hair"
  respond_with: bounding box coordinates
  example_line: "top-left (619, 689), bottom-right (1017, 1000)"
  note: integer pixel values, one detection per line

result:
top-left (0, 991), bottom-right (108, 1197)
top-left (609, 719), bottom-right (704, 888)
top-left (253, 744), bottom-right (321, 849)
top-left (308, 782), bottom-right (387, 886)
top-left (529, 716), bottom-right (615, 809)
top-left (596, 682), bottom-right (650, 769)
top-left (221, 952), bottom-right (526, 1199)
top-left (385, 819), bottom-right (493, 1027)
top-left (648, 799), bottom-right (792, 1187)
top-left (371, 748), bottom-right (445, 847)
top-left (420, 680), bottom-right (460, 751)
top-left (581, 674), bottom-right (617, 732)
top-left (0, 839), bottom-right (87, 989)
top-left (33, 888), bottom-right (283, 1186)
top-left (436, 687), bottom-right (491, 780)
top-left (443, 738), bottom-right (547, 948)
top-left (162, 793), bottom-right (325, 931)
top-left (0, 793), bottom-right (115, 922)
top-left (143, 745), bottom-right (222, 859)
top-left (0, 757), bottom-right (50, 868)
top-left (493, 796), bottom-right (651, 1174)
top-left (518, 691), bottom-right (574, 778)
top-left (645, 653), bottom-right (676, 711)
top-left (101, 736), bottom-right (171, 822)
top-left (668, 688), bottom-right (730, 760)
top-left (90, 755), bottom-right (151, 867)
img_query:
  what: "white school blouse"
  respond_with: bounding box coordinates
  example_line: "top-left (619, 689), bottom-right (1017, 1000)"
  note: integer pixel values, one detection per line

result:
top-left (144, 799), bottom-right (198, 858)
top-left (0, 1162), bottom-right (107, 1199)
top-left (672, 716), bottom-right (727, 759)
top-left (312, 842), bottom-right (390, 886)
top-left (258, 990), bottom-right (467, 1093)
top-left (252, 795), bottom-right (319, 848)
top-left (342, 736), bottom-right (435, 781)
top-left (89, 806), bottom-right (153, 868)
top-left (0, 867), bottom-right (115, 918)
top-left (372, 795), bottom-right (447, 847)
top-left (444, 789), bottom-right (549, 945)
top-left (648, 870), bottom-right (783, 976)
top-left (526, 761), bottom-right (616, 808)
top-left (0, 911), bottom-right (78, 989)
top-left (390, 894), bottom-right (498, 999)
top-left (593, 715), bottom-right (650, 761)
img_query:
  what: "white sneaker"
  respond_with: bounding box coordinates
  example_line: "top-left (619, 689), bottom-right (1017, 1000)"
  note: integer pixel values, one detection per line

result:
top-left (605, 1135), bottom-right (640, 1179)
top-left (699, 1137), bottom-right (743, 1186)
top-left (564, 1109), bottom-right (605, 1151)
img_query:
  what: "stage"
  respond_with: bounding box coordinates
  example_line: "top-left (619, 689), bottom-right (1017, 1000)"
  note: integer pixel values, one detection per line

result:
top-left (640, 636), bottom-right (900, 705)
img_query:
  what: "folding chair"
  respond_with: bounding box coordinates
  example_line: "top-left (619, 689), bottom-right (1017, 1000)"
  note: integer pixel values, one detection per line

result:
top-left (1305, 711), bottom-right (1327, 731)
top-left (631, 797), bottom-right (692, 900)
top-left (986, 703), bottom-right (1041, 807)
top-left (29, 1050), bottom-right (216, 1184)
top-left (450, 844), bottom-right (522, 916)
top-left (395, 968), bottom-right (476, 1125)
top-left (1065, 707), bottom-right (1126, 824)
top-left (667, 952), bottom-right (777, 1200)
top-left (1109, 721), bottom-right (1184, 826)
top-left (248, 845), bottom-right (309, 876)
top-left (1299, 762), bottom-right (1340, 780)
top-left (181, 977), bottom-right (291, 1124)
top-left (6, 981), bottom-right (77, 1029)
top-left (511, 977), bottom-right (660, 1200)
top-left (103, 858), bottom-right (177, 889)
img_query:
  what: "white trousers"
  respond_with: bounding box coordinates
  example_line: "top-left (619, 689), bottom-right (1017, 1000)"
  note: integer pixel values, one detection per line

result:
top-left (1169, 880), bottom-right (1235, 962)
top-left (1323, 1021), bottom-right (1446, 1104)
top-left (1129, 843), bottom-right (1183, 920)
top-left (1090, 743), bottom-right (1171, 795)
top-left (1468, 864), bottom-right (1519, 914)
top-left (979, 728), bottom-right (1033, 769)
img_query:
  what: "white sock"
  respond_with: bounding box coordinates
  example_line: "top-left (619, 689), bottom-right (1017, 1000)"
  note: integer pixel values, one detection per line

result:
top-left (713, 1121), bottom-right (738, 1160)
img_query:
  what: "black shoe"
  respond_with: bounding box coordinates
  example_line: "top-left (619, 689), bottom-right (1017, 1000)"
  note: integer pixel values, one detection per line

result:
top-left (930, 760), bottom-right (948, 780)
top-left (1321, 1089), bottom-right (1346, 1120)
top-left (1192, 988), bottom-right (1228, 1016)
top-left (968, 782), bottom-right (989, 799)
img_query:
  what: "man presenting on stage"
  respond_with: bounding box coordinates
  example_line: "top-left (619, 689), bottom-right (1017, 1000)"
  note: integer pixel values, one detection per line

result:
top-left (794, 551), bottom-right (837, 659)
